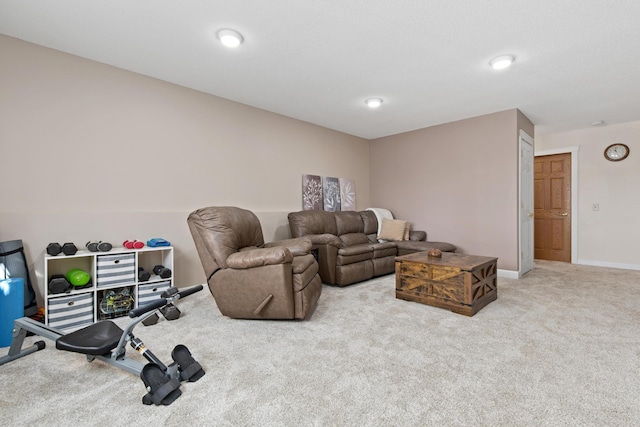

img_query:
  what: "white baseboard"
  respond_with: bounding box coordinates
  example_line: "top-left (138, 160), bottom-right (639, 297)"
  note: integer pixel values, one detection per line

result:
top-left (575, 259), bottom-right (640, 271)
top-left (499, 260), bottom-right (640, 280)
top-left (498, 269), bottom-right (520, 279)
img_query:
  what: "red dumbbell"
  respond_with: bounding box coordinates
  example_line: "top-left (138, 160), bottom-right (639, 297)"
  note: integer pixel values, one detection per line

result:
top-left (123, 240), bottom-right (145, 249)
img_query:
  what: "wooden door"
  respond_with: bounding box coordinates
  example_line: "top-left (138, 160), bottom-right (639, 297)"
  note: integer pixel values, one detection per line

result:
top-left (534, 153), bottom-right (571, 262)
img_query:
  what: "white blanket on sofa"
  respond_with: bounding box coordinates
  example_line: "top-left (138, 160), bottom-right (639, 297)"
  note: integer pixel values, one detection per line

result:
top-left (365, 207), bottom-right (394, 237)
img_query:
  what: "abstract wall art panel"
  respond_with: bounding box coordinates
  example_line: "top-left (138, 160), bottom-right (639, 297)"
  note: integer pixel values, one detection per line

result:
top-left (302, 174), bottom-right (323, 210)
top-left (322, 176), bottom-right (341, 212)
top-left (339, 178), bottom-right (356, 211)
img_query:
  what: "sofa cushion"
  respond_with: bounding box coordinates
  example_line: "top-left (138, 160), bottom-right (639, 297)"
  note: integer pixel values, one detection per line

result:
top-left (339, 233), bottom-right (370, 247)
top-left (369, 241), bottom-right (397, 259)
top-left (378, 218), bottom-right (407, 241)
top-left (337, 243), bottom-right (374, 265)
top-left (337, 244), bottom-right (373, 257)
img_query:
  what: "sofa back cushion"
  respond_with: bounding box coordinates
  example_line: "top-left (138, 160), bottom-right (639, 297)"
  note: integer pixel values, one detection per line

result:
top-left (288, 210), bottom-right (337, 237)
top-left (359, 211), bottom-right (379, 235)
top-left (334, 211), bottom-right (365, 235)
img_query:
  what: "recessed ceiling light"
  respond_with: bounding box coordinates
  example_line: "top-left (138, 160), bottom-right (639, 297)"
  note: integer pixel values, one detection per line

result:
top-left (489, 55), bottom-right (515, 70)
top-left (217, 29), bottom-right (243, 48)
top-left (365, 98), bottom-right (383, 108)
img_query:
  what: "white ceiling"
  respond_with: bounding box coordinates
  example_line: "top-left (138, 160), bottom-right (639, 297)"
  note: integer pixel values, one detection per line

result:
top-left (1, 0), bottom-right (639, 139)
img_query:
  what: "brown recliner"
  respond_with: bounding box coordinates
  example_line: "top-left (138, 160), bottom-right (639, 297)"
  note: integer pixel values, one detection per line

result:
top-left (187, 206), bottom-right (322, 320)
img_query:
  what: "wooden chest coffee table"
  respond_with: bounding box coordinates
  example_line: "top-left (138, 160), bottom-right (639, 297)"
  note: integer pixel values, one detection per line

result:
top-left (395, 252), bottom-right (498, 316)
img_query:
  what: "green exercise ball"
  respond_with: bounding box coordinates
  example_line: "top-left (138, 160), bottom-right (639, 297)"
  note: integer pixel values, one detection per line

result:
top-left (66, 268), bottom-right (90, 287)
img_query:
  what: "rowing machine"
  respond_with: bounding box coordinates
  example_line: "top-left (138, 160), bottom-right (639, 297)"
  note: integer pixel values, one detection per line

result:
top-left (0, 284), bottom-right (205, 405)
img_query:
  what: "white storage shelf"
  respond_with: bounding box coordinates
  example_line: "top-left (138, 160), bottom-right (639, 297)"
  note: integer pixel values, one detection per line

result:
top-left (44, 246), bottom-right (174, 332)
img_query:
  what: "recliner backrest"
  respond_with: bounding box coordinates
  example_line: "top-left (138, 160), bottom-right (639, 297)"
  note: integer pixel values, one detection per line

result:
top-left (187, 206), bottom-right (265, 270)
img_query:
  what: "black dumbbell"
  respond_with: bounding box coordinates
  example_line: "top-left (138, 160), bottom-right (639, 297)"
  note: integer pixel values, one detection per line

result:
top-left (46, 242), bottom-right (77, 256)
top-left (46, 243), bottom-right (62, 256)
top-left (160, 304), bottom-right (181, 321)
top-left (86, 241), bottom-right (113, 252)
top-left (48, 274), bottom-right (71, 294)
top-left (138, 267), bottom-right (151, 282)
top-left (142, 313), bottom-right (160, 326)
top-left (61, 242), bottom-right (77, 256)
top-left (153, 265), bottom-right (172, 279)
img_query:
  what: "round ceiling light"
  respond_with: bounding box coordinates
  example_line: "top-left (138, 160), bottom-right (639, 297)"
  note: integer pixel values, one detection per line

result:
top-left (365, 98), bottom-right (383, 108)
top-left (489, 55), bottom-right (515, 70)
top-left (217, 29), bottom-right (243, 48)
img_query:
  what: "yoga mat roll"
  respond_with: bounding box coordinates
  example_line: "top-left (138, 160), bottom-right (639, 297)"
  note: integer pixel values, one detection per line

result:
top-left (0, 278), bottom-right (24, 347)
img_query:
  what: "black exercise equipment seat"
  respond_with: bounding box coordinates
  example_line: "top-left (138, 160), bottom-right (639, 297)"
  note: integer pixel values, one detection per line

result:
top-left (56, 321), bottom-right (125, 356)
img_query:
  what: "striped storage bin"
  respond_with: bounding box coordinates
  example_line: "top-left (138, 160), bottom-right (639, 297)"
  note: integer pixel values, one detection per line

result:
top-left (47, 292), bottom-right (94, 332)
top-left (96, 253), bottom-right (135, 288)
top-left (137, 280), bottom-right (172, 307)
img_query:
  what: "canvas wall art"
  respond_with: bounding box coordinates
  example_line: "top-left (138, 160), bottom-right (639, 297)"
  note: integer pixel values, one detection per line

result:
top-left (339, 178), bottom-right (356, 211)
top-left (302, 174), bottom-right (356, 211)
top-left (302, 174), bottom-right (323, 210)
top-left (322, 176), bottom-right (341, 212)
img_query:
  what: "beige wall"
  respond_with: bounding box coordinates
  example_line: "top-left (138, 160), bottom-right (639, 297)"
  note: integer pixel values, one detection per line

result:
top-left (370, 109), bottom-right (534, 272)
top-left (536, 121), bottom-right (640, 269)
top-left (0, 35), bottom-right (370, 301)
top-left (11, 30), bottom-right (633, 302)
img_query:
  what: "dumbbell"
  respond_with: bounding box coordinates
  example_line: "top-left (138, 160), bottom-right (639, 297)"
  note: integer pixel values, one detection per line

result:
top-left (123, 240), bottom-right (145, 249)
top-left (142, 313), bottom-right (160, 326)
top-left (159, 287), bottom-right (180, 320)
top-left (86, 241), bottom-right (113, 252)
top-left (160, 304), bottom-right (181, 321)
top-left (138, 267), bottom-right (151, 282)
top-left (153, 265), bottom-right (172, 279)
top-left (48, 274), bottom-right (71, 294)
top-left (46, 242), bottom-right (77, 256)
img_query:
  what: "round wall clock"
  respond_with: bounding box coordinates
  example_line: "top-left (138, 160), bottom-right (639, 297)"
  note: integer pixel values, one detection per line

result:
top-left (604, 143), bottom-right (630, 162)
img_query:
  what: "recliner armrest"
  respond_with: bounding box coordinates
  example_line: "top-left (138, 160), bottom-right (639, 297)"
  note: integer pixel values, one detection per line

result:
top-left (262, 237), bottom-right (312, 256)
top-left (226, 247), bottom-right (293, 269)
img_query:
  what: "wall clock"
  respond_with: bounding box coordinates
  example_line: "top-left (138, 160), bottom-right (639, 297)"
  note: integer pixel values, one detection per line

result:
top-left (604, 143), bottom-right (630, 162)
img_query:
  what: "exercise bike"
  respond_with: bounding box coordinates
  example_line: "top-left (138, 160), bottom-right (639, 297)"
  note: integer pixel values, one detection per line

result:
top-left (0, 284), bottom-right (205, 406)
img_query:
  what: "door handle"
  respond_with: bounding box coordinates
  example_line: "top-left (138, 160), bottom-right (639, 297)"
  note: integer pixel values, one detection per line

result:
top-left (528, 212), bottom-right (534, 218)
top-left (559, 212), bottom-right (568, 216)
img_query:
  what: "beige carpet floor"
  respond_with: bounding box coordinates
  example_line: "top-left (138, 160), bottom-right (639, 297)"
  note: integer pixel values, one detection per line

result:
top-left (1, 260), bottom-right (639, 426)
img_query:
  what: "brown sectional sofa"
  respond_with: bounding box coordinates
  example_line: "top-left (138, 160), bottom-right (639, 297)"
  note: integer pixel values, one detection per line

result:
top-left (288, 210), bottom-right (456, 286)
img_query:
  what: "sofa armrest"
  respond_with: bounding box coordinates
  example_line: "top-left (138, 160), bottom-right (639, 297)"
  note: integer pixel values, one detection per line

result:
top-left (226, 247), bottom-right (293, 269)
top-left (262, 237), bottom-right (312, 256)
top-left (409, 230), bottom-right (427, 241)
top-left (308, 233), bottom-right (342, 247)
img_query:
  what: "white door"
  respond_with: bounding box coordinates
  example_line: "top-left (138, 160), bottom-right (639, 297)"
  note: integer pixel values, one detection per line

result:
top-left (519, 131), bottom-right (535, 275)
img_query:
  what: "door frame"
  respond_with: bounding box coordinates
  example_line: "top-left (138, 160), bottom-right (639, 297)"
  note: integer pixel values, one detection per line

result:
top-left (534, 146), bottom-right (579, 263)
